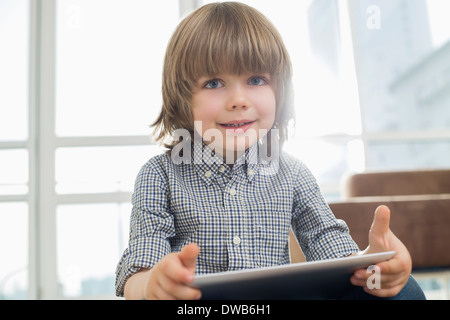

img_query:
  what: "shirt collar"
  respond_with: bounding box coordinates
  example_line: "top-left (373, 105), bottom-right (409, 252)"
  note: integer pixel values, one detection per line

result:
top-left (192, 141), bottom-right (260, 185)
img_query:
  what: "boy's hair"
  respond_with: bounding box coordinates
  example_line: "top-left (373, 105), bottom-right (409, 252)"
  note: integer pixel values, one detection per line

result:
top-left (152, 1), bottom-right (294, 150)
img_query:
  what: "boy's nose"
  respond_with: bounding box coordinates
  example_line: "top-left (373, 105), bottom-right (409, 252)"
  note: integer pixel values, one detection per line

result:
top-left (227, 86), bottom-right (249, 111)
top-left (229, 103), bottom-right (248, 110)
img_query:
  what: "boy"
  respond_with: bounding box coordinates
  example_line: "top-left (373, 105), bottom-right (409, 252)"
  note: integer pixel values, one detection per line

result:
top-left (116, 2), bottom-right (424, 300)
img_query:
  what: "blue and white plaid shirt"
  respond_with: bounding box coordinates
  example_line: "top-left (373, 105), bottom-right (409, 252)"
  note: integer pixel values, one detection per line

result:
top-left (115, 142), bottom-right (359, 296)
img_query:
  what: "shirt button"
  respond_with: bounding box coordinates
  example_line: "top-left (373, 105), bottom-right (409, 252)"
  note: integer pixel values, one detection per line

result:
top-left (248, 168), bottom-right (255, 176)
top-left (219, 166), bottom-right (226, 173)
top-left (229, 188), bottom-right (237, 196)
top-left (204, 170), bottom-right (212, 178)
top-left (233, 236), bottom-right (241, 246)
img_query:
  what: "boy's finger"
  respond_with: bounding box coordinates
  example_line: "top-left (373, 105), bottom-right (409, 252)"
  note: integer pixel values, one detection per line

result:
top-left (368, 205), bottom-right (391, 252)
top-left (158, 272), bottom-right (201, 300)
top-left (159, 254), bottom-right (193, 284)
top-left (376, 254), bottom-right (411, 277)
top-left (370, 205), bottom-right (391, 238)
top-left (161, 244), bottom-right (199, 284)
top-left (153, 277), bottom-right (178, 300)
top-left (179, 243), bottom-right (200, 270)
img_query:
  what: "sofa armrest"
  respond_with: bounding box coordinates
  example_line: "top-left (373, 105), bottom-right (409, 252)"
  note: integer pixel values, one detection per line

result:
top-left (329, 196), bottom-right (450, 269)
top-left (343, 170), bottom-right (450, 197)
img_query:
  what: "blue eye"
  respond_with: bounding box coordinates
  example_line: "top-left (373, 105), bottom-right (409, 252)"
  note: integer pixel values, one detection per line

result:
top-left (205, 79), bottom-right (223, 89)
top-left (249, 77), bottom-right (266, 86)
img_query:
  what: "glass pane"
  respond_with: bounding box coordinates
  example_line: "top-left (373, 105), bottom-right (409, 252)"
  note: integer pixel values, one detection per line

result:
top-left (0, 203), bottom-right (28, 300)
top-left (284, 138), bottom-right (365, 201)
top-left (349, 0), bottom-right (450, 133)
top-left (56, 203), bottom-right (131, 298)
top-left (0, 0), bottom-right (29, 141)
top-left (427, 0), bottom-right (450, 48)
top-left (0, 149), bottom-right (28, 195)
top-left (55, 0), bottom-right (180, 137)
top-left (55, 145), bottom-right (162, 194)
top-left (366, 140), bottom-right (450, 171)
top-left (202, 0), bottom-right (362, 137)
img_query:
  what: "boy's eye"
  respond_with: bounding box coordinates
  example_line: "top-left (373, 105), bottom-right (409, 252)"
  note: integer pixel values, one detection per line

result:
top-left (204, 79), bottom-right (223, 89)
top-left (248, 76), bottom-right (267, 86)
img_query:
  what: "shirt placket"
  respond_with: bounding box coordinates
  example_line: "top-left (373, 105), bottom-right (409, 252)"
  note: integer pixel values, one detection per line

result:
top-left (224, 165), bottom-right (255, 271)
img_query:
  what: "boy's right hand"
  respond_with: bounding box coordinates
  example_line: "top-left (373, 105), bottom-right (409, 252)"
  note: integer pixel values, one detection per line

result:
top-left (143, 243), bottom-right (201, 300)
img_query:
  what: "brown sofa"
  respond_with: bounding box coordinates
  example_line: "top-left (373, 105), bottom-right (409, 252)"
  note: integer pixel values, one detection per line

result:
top-left (290, 170), bottom-right (450, 270)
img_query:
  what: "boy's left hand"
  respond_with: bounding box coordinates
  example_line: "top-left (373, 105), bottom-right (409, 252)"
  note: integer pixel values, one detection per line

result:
top-left (350, 205), bottom-right (412, 297)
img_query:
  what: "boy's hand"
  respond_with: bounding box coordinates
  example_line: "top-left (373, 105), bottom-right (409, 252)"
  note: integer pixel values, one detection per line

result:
top-left (143, 243), bottom-right (201, 300)
top-left (351, 205), bottom-right (412, 297)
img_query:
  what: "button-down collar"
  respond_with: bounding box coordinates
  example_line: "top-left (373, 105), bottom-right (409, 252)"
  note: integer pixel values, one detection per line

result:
top-left (192, 142), bottom-right (260, 185)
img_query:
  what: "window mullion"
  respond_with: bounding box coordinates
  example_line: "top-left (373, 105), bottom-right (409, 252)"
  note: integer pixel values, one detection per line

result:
top-left (34, 0), bottom-right (58, 300)
top-left (0, 141), bottom-right (27, 149)
top-left (55, 135), bottom-right (154, 148)
top-left (56, 192), bottom-right (133, 205)
top-left (179, 0), bottom-right (202, 17)
top-left (28, 0), bottom-right (39, 300)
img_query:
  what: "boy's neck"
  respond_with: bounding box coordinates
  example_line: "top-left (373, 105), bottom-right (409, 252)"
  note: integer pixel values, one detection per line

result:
top-left (223, 149), bottom-right (246, 167)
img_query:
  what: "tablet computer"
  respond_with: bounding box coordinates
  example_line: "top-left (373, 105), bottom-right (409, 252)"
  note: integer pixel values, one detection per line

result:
top-left (191, 251), bottom-right (396, 300)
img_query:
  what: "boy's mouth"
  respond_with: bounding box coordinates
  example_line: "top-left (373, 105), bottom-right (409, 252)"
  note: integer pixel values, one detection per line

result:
top-left (219, 120), bottom-right (256, 133)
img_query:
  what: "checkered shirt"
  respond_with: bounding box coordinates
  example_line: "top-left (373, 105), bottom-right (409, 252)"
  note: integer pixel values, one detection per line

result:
top-left (115, 142), bottom-right (359, 297)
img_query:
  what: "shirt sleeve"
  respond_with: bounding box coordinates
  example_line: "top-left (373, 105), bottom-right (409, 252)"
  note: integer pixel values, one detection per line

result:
top-left (115, 158), bottom-right (175, 297)
top-left (291, 162), bottom-right (360, 261)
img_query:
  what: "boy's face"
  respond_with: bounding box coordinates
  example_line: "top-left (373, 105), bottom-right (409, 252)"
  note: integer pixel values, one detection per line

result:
top-left (192, 73), bottom-right (276, 160)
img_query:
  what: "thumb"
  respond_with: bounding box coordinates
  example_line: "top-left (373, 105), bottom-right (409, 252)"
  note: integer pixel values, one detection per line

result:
top-left (370, 205), bottom-right (391, 236)
top-left (368, 205), bottom-right (391, 252)
top-left (178, 243), bottom-right (199, 271)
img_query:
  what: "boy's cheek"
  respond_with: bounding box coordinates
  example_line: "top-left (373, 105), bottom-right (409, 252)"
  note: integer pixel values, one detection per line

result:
top-left (192, 102), bottom-right (222, 123)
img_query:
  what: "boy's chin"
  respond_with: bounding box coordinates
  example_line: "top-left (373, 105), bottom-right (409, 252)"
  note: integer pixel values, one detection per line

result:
top-left (225, 140), bottom-right (256, 153)
top-left (206, 138), bottom-right (258, 161)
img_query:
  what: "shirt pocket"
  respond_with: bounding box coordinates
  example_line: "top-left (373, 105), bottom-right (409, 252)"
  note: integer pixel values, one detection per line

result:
top-left (254, 210), bottom-right (292, 267)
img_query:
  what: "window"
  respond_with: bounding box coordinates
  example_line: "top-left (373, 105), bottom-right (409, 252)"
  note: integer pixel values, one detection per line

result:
top-left (0, 149), bottom-right (28, 195)
top-left (0, 202), bottom-right (28, 299)
top-left (1, 0), bottom-right (181, 299)
top-left (349, 0), bottom-right (450, 172)
top-left (56, 203), bottom-right (131, 297)
top-left (0, 0), bottom-right (30, 300)
top-left (203, 0), bottom-right (450, 199)
top-left (1, 0), bottom-right (449, 299)
top-left (0, 0), bottom-right (29, 141)
top-left (202, 0), bottom-right (362, 201)
top-left (51, 0), bottom-right (179, 299)
top-left (55, 0), bottom-right (177, 137)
